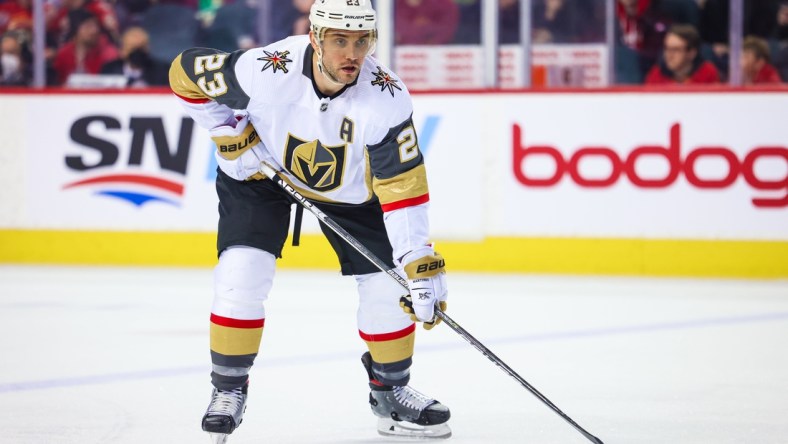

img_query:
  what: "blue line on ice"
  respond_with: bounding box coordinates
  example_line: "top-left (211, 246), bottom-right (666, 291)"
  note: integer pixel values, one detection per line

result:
top-left (1, 311), bottom-right (786, 394)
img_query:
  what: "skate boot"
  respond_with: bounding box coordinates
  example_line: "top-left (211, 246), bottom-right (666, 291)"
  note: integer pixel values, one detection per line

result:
top-left (201, 382), bottom-right (248, 444)
top-left (362, 352), bottom-right (451, 439)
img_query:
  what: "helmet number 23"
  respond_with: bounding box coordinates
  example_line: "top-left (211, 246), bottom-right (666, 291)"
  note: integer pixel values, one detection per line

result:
top-left (194, 54), bottom-right (229, 98)
top-left (347, 0), bottom-right (360, 5)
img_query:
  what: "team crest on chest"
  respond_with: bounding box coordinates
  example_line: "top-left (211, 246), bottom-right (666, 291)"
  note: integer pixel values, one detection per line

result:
top-left (371, 66), bottom-right (402, 97)
top-left (284, 134), bottom-right (347, 192)
top-left (258, 50), bottom-right (292, 73)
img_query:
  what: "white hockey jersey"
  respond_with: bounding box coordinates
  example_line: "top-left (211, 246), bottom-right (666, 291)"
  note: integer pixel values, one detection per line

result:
top-left (169, 35), bottom-right (430, 260)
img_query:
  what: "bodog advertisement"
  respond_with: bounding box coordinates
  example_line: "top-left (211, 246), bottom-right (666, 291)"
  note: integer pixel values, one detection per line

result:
top-left (3, 92), bottom-right (786, 243)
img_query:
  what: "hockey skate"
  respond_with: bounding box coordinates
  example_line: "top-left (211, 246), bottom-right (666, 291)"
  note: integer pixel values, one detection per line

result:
top-left (362, 352), bottom-right (452, 439)
top-left (201, 382), bottom-right (248, 444)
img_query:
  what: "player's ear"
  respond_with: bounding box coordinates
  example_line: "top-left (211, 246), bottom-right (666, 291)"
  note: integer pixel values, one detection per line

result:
top-left (309, 31), bottom-right (319, 52)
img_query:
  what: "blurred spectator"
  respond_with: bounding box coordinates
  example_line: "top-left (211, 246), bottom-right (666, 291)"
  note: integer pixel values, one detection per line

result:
top-left (617, 0), bottom-right (671, 78)
top-left (0, 0), bottom-right (32, 35)
top-left (658, 0), bottom-right (699, 27)
top-left (574, 0), bottom-right (607, 42)
top-left (776, 0), bottom-right (788, 39)
top-left (745, 0), bottom-right (782, 38)
top-left (267, 1), bottom-right (300, 43)
top-left (697, 0), bottom-right (729, 77)
top-left (699, 0), bottom-right (781, 69)
top-left (100, 26), bottom-right (167, 86)
top-left (531, 0), bottom-right (578, 44)
top-left (452, 0), bottom-right (480, 44)
top-left (142, 1), bottom-right (199, 65)
top-left (499, 0), bottom-right (520, 44)
top-left (196, 0), bottom-right (222, 29)
top-left (645, 23), bottom-right (720, 84)
top-left (206, 0), bottom-right (258, 51)
top-left (50, 0), bottom-right (120, 45)
top-left (52, 9), bottom-right (118, 85)
top-left (395, 0), bottom-right (459, 45)
top-left (291, 0), bottom-right (312, 36)
top-left (698, 0), bottom-right (728, 46)
top-left (773, 1), bottom-right (788, 81)
top-left (741, 35), bottom-right (782, 84)
top-left (114, 0), bottom-right (154, 31)
top-left (1, 30), bottom-right (29, 85)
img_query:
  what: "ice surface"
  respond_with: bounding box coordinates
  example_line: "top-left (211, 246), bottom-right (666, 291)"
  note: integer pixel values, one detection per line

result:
top-left (1, 266), bottom-right (787, 443)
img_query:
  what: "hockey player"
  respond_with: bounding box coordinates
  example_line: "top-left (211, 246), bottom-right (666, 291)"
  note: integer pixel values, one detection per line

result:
top-left (168, 0), bottom-right (450, 441)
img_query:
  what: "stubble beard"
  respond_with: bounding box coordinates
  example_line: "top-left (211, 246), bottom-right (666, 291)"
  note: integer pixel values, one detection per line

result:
top-left (324, 61), bottom-right (359, 85)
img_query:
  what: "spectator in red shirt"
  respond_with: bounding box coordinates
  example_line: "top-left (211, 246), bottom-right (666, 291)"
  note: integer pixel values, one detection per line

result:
top-left (52, 9), bottom-right (118, 85)
top-left (395, 0), bottom-right (459, 45)
top-left (617, 0), bottom-right (670, 75)
top-left (0, 0), bottom-right (33, 35)
top-left (49, 0), bottom-right (119, 45)
top-left (645, 24), bottom-right (720, 84)
top-left (741, 35), bottom-right (783, 84)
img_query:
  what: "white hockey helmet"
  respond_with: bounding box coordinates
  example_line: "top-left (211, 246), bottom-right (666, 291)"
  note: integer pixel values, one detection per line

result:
top-left (309, 0), bottom-right (377, 86)
top-left (309, 0), bottom-right (377, 34)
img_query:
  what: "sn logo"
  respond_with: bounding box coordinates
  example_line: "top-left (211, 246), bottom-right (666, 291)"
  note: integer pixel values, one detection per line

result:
top-left (66, 115), bottom-right (194, 174)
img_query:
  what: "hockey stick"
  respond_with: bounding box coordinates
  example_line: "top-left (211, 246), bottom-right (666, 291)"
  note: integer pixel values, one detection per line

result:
top-left (258, 162), bottom-right (604, 444)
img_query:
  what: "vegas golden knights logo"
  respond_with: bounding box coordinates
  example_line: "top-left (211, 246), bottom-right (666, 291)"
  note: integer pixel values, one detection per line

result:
top-left (284, 134), bottom-right (346, 191)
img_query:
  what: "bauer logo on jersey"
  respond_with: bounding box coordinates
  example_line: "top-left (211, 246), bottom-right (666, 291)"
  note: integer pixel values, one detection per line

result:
top-left (371, 66), bottom-right (402, 97)
top-left (284, 135), bottom-right (347, 192)
top-left (258, 50), bottom-right (292, 74)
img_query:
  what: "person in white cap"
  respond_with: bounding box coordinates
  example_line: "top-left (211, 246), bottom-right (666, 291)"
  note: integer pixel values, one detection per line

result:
top-left (169, 0), bottom-right (450, 442)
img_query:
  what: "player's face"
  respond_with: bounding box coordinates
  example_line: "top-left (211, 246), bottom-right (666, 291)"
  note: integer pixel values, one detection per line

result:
top-left (317, 30), bottom-right (373, 84)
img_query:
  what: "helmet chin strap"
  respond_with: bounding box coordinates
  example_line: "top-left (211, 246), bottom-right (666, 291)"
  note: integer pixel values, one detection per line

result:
top-left (315, 45), bottom-right (346, 88)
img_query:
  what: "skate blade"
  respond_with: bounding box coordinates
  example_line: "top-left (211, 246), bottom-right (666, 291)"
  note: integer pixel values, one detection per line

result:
top-left (377, 418), bottom-right (452, 439)
top-left (207, 432), bottom-right (229, 444)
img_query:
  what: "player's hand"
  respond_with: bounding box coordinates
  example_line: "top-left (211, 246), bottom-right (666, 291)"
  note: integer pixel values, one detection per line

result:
top-left (210, 114), bottom-right (267, 181)
top-left (398, 246), bottom-right (447, 330)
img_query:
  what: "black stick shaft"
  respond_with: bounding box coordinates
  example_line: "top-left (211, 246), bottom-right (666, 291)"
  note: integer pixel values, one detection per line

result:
top-left (260, 164), bottom-right (604, 444)
top-left (433, 309), bottom-right (604, 444)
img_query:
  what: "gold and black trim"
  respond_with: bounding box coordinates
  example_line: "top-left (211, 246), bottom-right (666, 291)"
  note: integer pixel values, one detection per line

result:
top-left (403, 251), bottom-right (446, 279)
top-left (213, 125), bottom-right (259, 161)
top-left (372, 164), bottom-right (429, 206)
top-left (170, 48), bottom-right (251, 109)
top-left (283, 133), bottom-right (347, 193)
top-left (169, 53), bottom-right (207, 101)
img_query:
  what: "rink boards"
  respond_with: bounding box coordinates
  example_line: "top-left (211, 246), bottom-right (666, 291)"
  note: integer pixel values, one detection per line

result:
top-left (0, 89), bottom-right (786, 277)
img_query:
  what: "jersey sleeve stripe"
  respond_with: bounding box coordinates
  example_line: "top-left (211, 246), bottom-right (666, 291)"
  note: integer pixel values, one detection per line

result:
top-left (380, 193), bottom-right (430, 212)
top-left (373, 163), bottom-right (429, 206)
top-left (168, 53), bottom-right (210, 102)
top-left (173, 92), bottom-right (210, 104)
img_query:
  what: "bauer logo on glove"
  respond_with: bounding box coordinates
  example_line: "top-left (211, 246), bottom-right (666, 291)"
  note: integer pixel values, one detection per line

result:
top-left (416, 258), bottom-right (445, 274)
top-left (217, 128), bottom-right (258, 154)
top-left (399, 246), bottom-right (448, 330)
